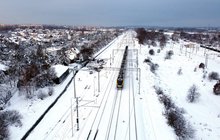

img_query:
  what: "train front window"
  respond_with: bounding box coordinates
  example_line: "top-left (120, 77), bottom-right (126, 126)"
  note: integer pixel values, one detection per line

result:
top-left (118, 80), bottom-right (123, 85)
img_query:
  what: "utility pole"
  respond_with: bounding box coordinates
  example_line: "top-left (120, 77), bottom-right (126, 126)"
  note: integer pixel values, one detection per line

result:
top-left (140, 44), bottom-right (141, 54)
top-left (136, 50), bottom-right (138, 80)
top-left (73, 69), bottom-right (79, 131)
top-left (204, 48), bottom-right (206, 56)
top-left (112, 50), bottom-right (114, 64)
top-left (73, 70), bottom-right (76, 98)
top-left (71, 99), bottom-right (73, 137)
top-left (205, 54), bottom-right (208, 68)
top-left (110, 54), bottom-right (112, 67)
top-left (98, 71), bottom-right (100, 92)
top-left (138, 68), bottom-right (141, 95)
top-left (93, 76), bottom-right (96, 96)
top-left (76, 97), bottom-right (79, 131)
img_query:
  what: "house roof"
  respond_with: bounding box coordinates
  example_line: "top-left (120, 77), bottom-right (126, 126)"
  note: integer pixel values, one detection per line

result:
top-left (0, 63), bottom-right (8, 71)
top-left (51, 64), bottom-right (68, 78)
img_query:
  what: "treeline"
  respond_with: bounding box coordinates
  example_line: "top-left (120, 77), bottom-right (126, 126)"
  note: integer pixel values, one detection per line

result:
top-left (135, 28), bottom-right (168, 47)
top-left (179, 31), bottom-right (220, 45)
top-left (170, 29), bottom-right (220, 47)
top-left (0, 25), bottom-right (43, 32)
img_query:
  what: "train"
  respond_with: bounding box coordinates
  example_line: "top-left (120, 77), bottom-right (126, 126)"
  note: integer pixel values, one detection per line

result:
top-left (117, 46), bottom-right (128, 89)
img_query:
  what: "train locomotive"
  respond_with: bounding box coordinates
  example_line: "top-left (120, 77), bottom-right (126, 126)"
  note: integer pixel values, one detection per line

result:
top-left (117, 46), bottom-right (128, 89)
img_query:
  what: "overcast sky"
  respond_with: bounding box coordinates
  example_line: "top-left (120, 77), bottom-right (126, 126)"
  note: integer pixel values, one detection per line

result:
top-left (0, 0), bottom-right (220, 27)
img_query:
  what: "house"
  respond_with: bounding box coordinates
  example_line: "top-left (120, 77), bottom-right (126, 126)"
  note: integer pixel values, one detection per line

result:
top-left (0, 63), bottom-right (8, 74)
top-left (51, 64), bottom-right (69, 84)
top-left (184, 43), bottom-right (195, 48)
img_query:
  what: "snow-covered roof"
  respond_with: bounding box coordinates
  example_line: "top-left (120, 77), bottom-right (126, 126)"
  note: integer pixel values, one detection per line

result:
top-left (0, 63), bottom-right (8, 71)
top-left (51, 64), bottom-right (68, 78)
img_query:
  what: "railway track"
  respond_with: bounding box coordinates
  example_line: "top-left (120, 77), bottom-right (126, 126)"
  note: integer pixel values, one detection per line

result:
top-left (104, 89), bottom-right (122, 140)
top-left (95, 46), bottom-right (138, 140)
top-left (86, 50), bottom-right (124, 140)
top-left (24, 35), bottom-right (127, 140)
top-left (38, 33), bottom-right (139, 140)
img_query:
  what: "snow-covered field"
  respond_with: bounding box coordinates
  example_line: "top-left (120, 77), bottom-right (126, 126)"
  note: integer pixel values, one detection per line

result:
top-left (138, 36), bottom-right (220, 139)
top-left (7, 30), bottom-right (220, 140)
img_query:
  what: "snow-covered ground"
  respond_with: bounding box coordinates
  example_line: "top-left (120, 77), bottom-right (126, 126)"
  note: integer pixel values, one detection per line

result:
top-left (8, 30), bottom-right (220, 140)
top-left (138, 38), bottom-right (220, 139)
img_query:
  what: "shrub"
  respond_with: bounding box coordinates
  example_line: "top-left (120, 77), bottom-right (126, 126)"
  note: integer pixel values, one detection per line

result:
top-left (203, 71), bottom-right (207, 79)
top-left (144, 57), bottom-right (152, 63)
top-left (150, 63), bottom-right (159, 73)
top-left (159, 94), bottom-right (175, 110)
top-left (194, 67), bottom-right (197, 72)
top-left (199, 63), bottom-right (205, 69)
top-left (157, 49), bottom-right (161, 53)
top-left (35, 69), bottom-right (56, 89)
top-left (165, 50), bottom-right (174, 60)
top-left (149, 49), bottom-right (155, 55)
top-left (0, 89), bottom-right (13, 110)
top-left (0, 120), bottom-right (9, 140)
top-left (213, 81), bottom-right (220, 95)
top-left (155, 86), bottom-right (164, 95)
top-left (208, 72), bottom-right (219, 81)
top-left (48, 87), bottom-right (54, 96)
top-left (37, 90), bottom-right (47, 100)
top-left (165, 109), bottom-right (194, 140)
top-left (155, 87), bottom-right (195, 140)
top-left (187, 85), bottom-right (200, 103)
top-left (177, 68), bottom-right (183, 75)
top-left (1, 110), bottom-right (22, 127)
top-left (0, 110), bottom-right (22, 139)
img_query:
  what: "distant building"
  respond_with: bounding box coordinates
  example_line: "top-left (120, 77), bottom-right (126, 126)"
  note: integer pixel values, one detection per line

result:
top-left (184, 43), bottom-right (195, 48)
top-left (0, 63), bottom-right (8, 74)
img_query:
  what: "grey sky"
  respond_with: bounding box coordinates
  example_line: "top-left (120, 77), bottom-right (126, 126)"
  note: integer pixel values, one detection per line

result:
top-left (0, 0), bottom-right (220, 27)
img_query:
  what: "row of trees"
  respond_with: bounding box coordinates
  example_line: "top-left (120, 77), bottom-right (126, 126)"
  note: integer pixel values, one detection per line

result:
top-left (154, 87), bottom-right (195, 140)
top-left (136, 28), bottom-right (168, 47)
top-left (172, 30), bottom-right (220, 47)
top-left (1, 43), bottom-right (56, 98)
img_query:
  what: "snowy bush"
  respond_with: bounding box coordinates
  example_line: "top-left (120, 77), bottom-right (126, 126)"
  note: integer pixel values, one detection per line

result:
top-left (48, 87), bottom-right (54, 96)
top-left (186, 85), bottom-right (200, 103)
top-left (193, 67), bottom-right (197, 72)
top-left (165, 50), bottom-right (174, 60)
top-left (177, 68), bottom-right (183, 75)
top-left (208, 72), bottom-right (219, 81)
top-left (0, 89), bottom-right (13, 110)
top-left (0, 118), bottom-right (9, 140)
top-left (149, 49), bottom-right (155, 55)
top-left (155, 87), bottom-right (195, 140)
top-left (199, 63), bottom-right (205, 69)
top-left (202, 71), bottom-right (207, 79)
top-left (1, 110), bottom-right (22, 127)
top-left (37, 90), bottom-right (47, 100)
top-left (150, 63), bottom-right (159, 73)
top-left (165, 109), bottom-right (194, 140)
top-left (144, 57), bottom-right (152, 63)
top-left (213, 81), bottom-right (220, 95)
top-left (157, 49), bottom-right (161, 53)
top-left (0, 110), bottom-right (22, 140)
top-left (0, 71), bottom-right (6, 84)
top-left (35, 68), bottom-right (56, 88)
top-left (154, 86), bottom-right (164, 95)
top-left (159, 94), bottom-right (175, 110)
